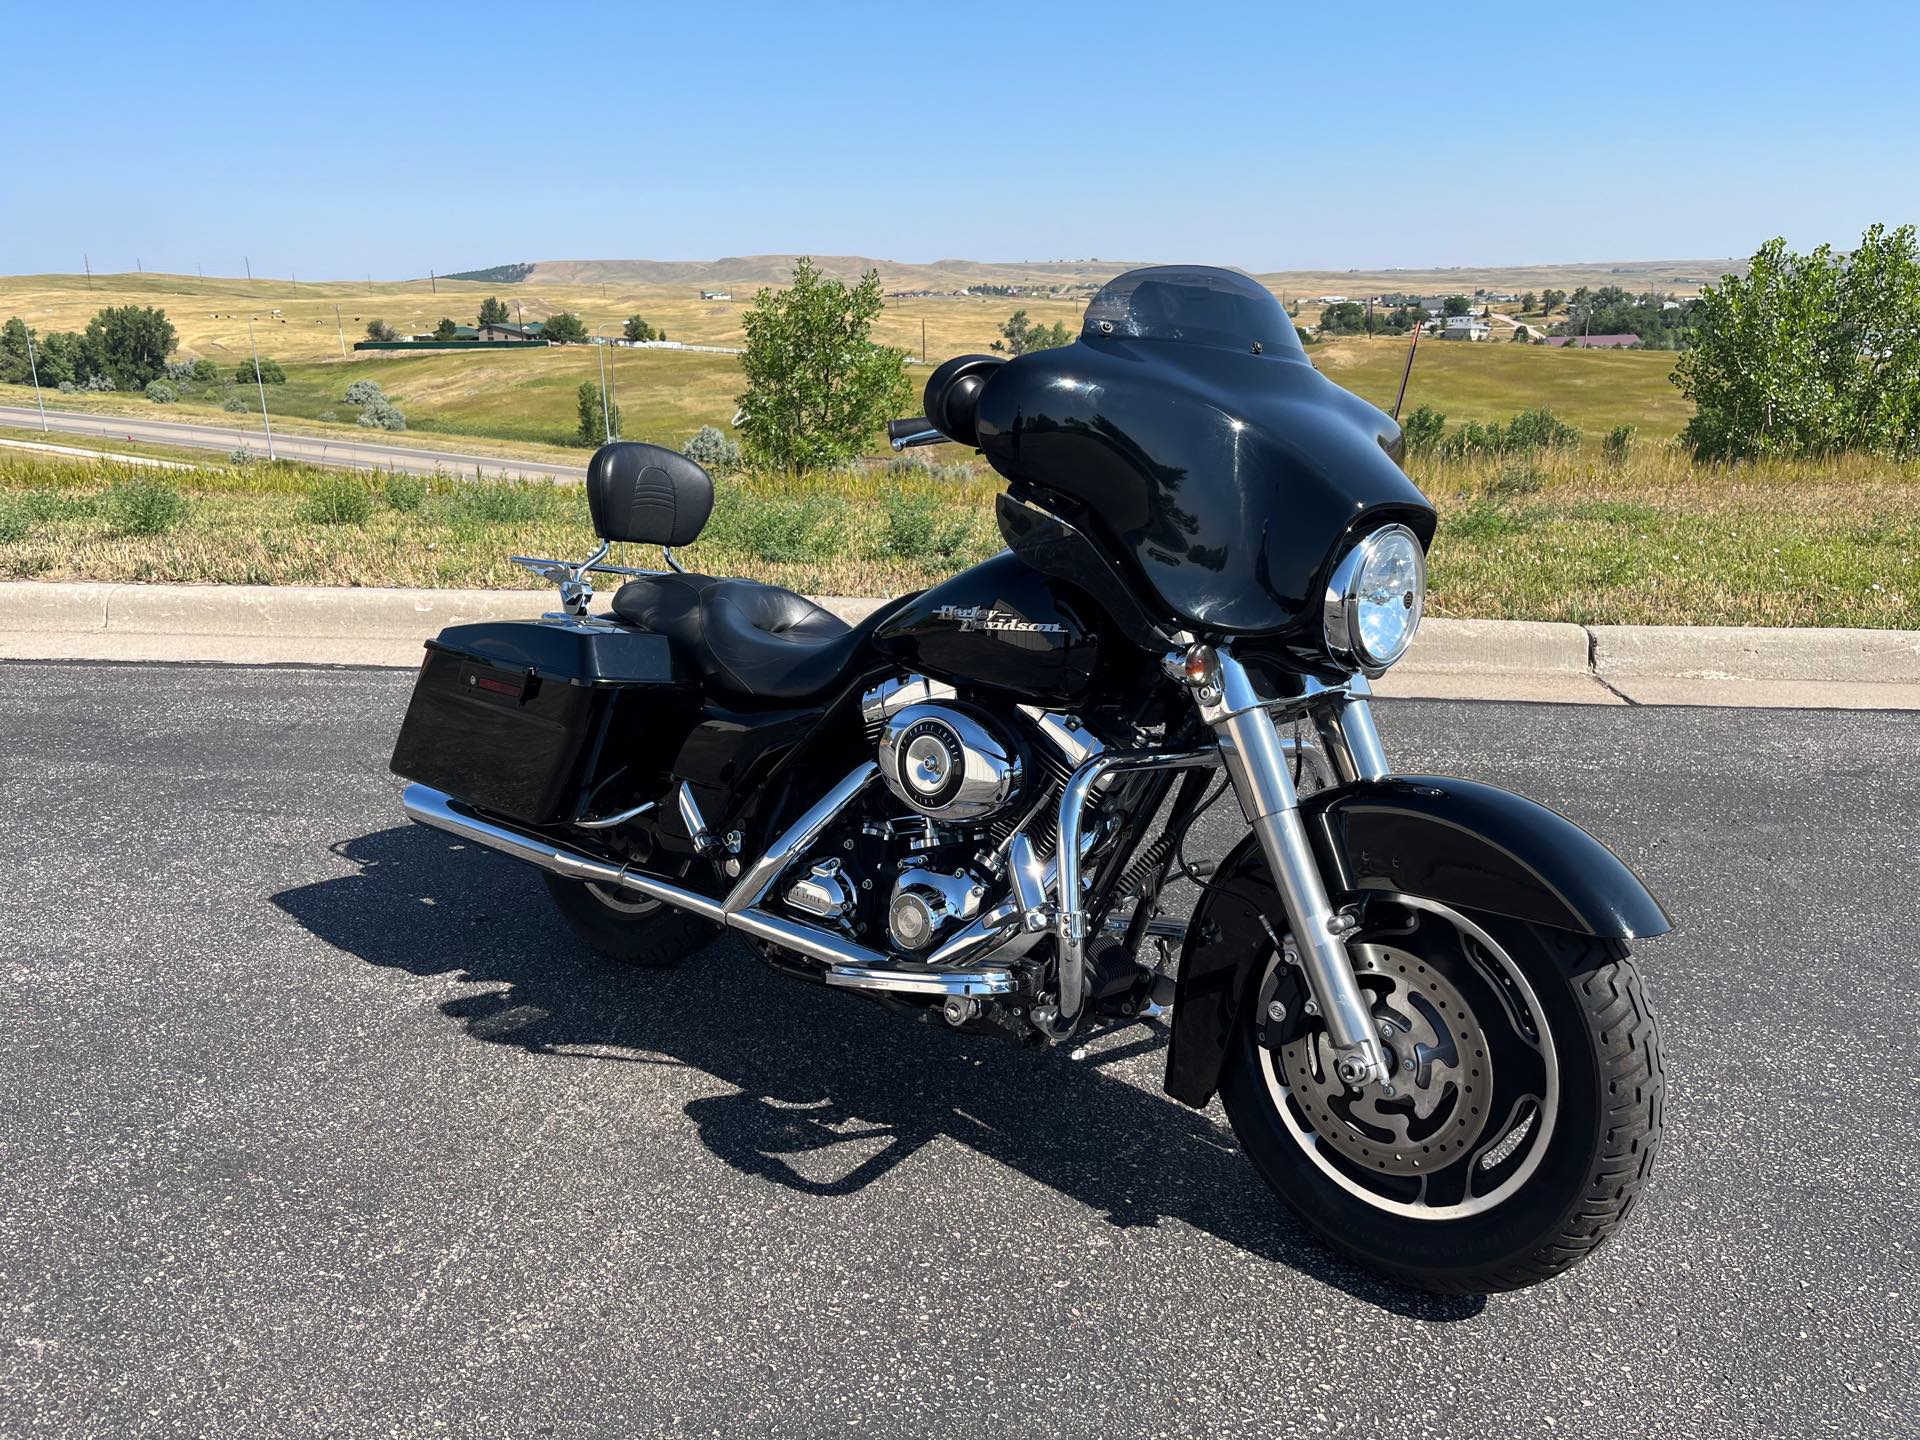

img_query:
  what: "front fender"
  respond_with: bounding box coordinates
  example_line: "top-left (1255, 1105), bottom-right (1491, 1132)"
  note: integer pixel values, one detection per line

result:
top-left (1163, 775), bottom-right (1671, 1108)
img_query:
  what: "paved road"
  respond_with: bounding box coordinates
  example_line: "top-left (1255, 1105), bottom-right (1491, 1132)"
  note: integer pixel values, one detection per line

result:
top-left (0, 405), bottom-right (586, 482)
top-left (1, 663), bottom-right (1914, 1438)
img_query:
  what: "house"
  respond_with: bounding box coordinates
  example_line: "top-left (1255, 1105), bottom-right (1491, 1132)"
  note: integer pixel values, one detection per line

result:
top-left (1442, 316), bottom-right (1492, 341)
top-left (1483, 291), bottom-right (1517, 303)
top-left (699, 289), bottom-right (732, 301)
top-left (1315, 294), bottom-right (1348, 305)
top-left (1549, 333), bottom-right (1640, 349)
top-left (476, 322), bottom-right (546, 342)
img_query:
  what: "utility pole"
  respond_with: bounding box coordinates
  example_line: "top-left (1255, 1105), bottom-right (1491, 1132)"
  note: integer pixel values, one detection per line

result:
top-left (921, 317), bottom-right (927, 364)
top-left (334, 305), bottom-right (347, 358)
top-left (247, 317), bottom-right (277, 461)
top-left (83, 254), bottom-right (92, 290)
top-left (430, 269), bottom-right (437, 294)
top-left (245, 256), bottom-right (253, 282)
top-left (24, 326), bottom-right (47, 433)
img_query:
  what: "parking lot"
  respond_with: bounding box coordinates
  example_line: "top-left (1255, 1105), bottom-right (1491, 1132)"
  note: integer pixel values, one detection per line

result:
top-left (1, 661), bottom-right (1914, 1438)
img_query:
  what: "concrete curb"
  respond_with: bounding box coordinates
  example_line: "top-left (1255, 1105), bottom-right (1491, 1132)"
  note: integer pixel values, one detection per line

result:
top-left (1, 581), bottom-right (1915, 709)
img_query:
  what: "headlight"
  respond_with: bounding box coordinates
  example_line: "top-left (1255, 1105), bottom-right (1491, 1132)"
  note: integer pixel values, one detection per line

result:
top-left (1323, 524), bottom-right (1425, 673)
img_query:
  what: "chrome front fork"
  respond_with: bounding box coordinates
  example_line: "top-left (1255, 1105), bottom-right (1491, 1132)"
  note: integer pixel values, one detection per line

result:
top-left (1195, 646), bottom-right (1392, 1088)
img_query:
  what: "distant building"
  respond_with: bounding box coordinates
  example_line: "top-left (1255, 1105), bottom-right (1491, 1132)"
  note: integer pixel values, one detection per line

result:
top-left (476, 322), bottom-right (546, 342)
top-left (1549, 333), bottom-right (1640, 349)
top-left (1315, 294), bottom-right (1348, 305)
top-left (1442, 316), bottom-right (1492, 341)
top-left (699, 290), bottom-right (733, 301)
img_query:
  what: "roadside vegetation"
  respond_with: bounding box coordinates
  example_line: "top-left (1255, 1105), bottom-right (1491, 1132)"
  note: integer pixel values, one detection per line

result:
top-left (1, 448), bottom-right (1911, 627)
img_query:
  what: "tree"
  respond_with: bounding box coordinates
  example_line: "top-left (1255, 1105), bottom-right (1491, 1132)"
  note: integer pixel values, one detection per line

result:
top-left (434, 317), bottom-right (458, 340)
top-left (991, 308), bottom-right (1074, 355)
top-left (1674, 224), bottom-right (1920, 459)
top-left (543, 311), bottom-right (588, 343)
top-left (477, 296), bottom-right (510, 327)
top-left (735, 258), bottom-right (912, 472)
top-left (577, 381), bottom-right (620, 446)
top-left (1441, 295), bottom-right (1472, 318)
top-left (1521, 291), bottom-right (1537, 313)
top-left (623, 314), bottom-right (658, 342)
top-left (235, 357), bottom-right (286, 384)
top-left (365, 318), bottom-right (397, 342)
top-left (82, 305), bottom-right (177, 390)
top-left (1541, 288), bottom-right (1567, 314)
top-left (0, 317), bottom-right (37, 385)
top-left (1319, 301), bottom-right (1370, 335)
top-left (1400, 405), bottom-right (1446, 454)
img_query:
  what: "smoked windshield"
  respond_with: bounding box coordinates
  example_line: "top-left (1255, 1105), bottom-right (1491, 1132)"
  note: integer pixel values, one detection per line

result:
top-left (1079, 266), bottom-right (1309, 363)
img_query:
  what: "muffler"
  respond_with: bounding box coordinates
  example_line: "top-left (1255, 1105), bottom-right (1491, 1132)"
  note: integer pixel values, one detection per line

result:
top-left (401, 784), bottom-right (1016, 998)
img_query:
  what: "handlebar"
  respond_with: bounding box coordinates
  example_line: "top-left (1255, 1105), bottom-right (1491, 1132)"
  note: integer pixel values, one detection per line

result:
top-left (887, 417), bottom-right (945, 451)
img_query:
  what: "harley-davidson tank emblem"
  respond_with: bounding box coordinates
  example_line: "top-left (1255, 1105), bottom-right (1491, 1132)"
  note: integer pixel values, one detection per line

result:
top-left (933, 604), bottom-right (1066, 635)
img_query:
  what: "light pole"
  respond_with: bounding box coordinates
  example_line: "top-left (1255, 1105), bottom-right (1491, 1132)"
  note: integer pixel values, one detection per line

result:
top-left (247, 316), bottom-right (277, 460)
top-left (24, 324), bottom-right (47, 433)
top-left (593, 322), bottom-right (622, 443)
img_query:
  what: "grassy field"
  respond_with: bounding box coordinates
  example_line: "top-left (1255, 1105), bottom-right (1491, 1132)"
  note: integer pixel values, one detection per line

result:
top-left (3, 449), bottom-right (1912, 628)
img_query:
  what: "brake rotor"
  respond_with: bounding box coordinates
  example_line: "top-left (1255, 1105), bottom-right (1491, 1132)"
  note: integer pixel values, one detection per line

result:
top-left (1278, 945), bottom-right (1493, 1177)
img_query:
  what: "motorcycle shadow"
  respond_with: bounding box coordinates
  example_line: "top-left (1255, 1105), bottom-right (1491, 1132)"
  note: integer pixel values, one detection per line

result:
top-left (274, 822), bottom-right (1485, 1321)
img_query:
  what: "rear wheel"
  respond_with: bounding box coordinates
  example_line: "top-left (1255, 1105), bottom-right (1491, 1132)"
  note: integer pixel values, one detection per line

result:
top-left (1219, 895), bottom-right (1663, 1293)
top-left (543, 872), bottom-right (715, 966)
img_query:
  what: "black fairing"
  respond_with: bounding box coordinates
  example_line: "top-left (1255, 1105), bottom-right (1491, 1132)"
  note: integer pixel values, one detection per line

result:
top-left (1162, 774), bottom-right (1673, 1108)
top-left (872, 550), bottom-right (1100, 706)
top-left (971, 267), bottom-right (1435, 637)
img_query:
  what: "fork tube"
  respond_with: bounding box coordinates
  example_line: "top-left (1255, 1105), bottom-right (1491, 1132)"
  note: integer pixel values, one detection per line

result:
top-left (1312, 675), bottom-right (1390, 784)
top-left (1207, 649), bottom-right (1389, 1086)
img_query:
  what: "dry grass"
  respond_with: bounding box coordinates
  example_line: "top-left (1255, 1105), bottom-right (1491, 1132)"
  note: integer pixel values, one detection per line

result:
top-left (4, 446), bottom-right (1915, 627)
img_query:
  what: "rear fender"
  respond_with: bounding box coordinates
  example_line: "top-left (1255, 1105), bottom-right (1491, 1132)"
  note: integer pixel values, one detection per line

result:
top-left (1163, 775), bottom-right (1671, 1108)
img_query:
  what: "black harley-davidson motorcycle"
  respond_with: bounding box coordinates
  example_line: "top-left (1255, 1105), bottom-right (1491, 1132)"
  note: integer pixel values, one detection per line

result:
top-left (391, 266), bottom-right (1668, 1293)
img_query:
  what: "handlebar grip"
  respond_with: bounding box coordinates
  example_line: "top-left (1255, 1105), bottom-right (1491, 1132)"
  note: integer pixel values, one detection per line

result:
top-left (887, 417), bottom-right (945, 451)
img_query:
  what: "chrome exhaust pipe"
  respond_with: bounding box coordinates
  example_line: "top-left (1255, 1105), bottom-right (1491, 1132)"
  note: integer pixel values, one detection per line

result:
top-left (401, 784), bottom-right (1015, 998)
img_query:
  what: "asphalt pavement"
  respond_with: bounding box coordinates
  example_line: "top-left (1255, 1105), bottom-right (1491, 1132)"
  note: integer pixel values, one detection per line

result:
top-left (0, 662), bottom-right (1914, 1438)
top-left (0, 405), bottom-right (585, 482)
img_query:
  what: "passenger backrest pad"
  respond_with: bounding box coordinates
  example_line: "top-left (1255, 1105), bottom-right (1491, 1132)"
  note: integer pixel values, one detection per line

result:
top-left (585, 442), bottom-right (714, 546)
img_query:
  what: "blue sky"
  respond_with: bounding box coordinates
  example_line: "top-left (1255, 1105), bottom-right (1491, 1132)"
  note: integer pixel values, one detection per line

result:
top-left (5, 0), bottom-right (1917, 278)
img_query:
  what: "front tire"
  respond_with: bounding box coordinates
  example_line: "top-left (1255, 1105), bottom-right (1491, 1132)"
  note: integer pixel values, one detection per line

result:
top-left (1220, 898), bottom-right (1663, 1293)
top-left (543, 873), bottom-right (716, 966)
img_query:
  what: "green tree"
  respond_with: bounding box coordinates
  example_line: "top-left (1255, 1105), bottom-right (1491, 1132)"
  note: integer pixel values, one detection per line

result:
top-left (1521, 291), bottom-right (1537, 313)
top-left (82, 305), bottom-right (177, 389)
top-left (991, 308), bottom-right (1074, 354)
top-left (1400, 405), bottom-right (1446, 454)
top-left (433, 317), bottom-right (458, 340)
top-left (365, 318), bottom-right (397, 342)
top-left (1541, 288), bottom-right (1567, 314)
top-left (543, 311), bottom-right (588, 343)
top-left (577, 381), bottom-right (621, 446)
top-left (1675, 224), bottom-right (1920, 459)
top-left (735, 258), bottom-right (912, 472)
top-left (235, 356), bottom-right (286, 384)
top-left (0, 317), bottom-right (37, 384)
top-left (623, 314), bottom-right (658, 342)
top-left (477, 296), bottom-right (510, 327)
top-left (1441, 295), bottom-right (1472, 318)
top-left (1319, 301), bottom-right (1370, 335)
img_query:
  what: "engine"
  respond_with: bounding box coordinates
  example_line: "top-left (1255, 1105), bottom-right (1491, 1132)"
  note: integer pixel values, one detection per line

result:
top-left (774, 675), bottom-right (1101, 958)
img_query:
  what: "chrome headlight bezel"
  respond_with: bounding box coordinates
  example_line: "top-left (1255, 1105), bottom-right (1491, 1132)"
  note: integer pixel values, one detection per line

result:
top-left (1322, 523), bottom-right (1426, 675)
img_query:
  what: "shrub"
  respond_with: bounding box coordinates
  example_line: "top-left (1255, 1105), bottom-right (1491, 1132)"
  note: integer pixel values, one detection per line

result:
top-left (357, 398), bottom-right (407, 430)
top-left (881, 490), bottom-right (971, 562)
top-left (543, 311), bottom-right (588, 344)
top-left (576, 382), bottom-right (619, 446)
top-left (223, 396), bottom-right (250, 412)
top-left (298, 475), bottom-right (374, 525)
top-left (1603, 424), bottom-right (1636, 463)
top-left (190, 357), bottom-right (220, 383)
top-left (1400, 405), bottom-right (1446, 454)
top-left (0, 498), bottom-right (28, 544)
top-left (104, 476), bottom-right (187, 535)
top-left (682, 425), bottom-right (743, 474)
top-left (318, 410), bottom-right (338, 422)
top-left (1504, 407), bottom-right (1581, 452)
top-left (144, 379), bottom-right (178, 404)
top-left (235, 357), bottom-right (286, 385)
top-left (57, 380), bottom-right (76, 394)
top-left (228, 445), bottom-right (256, 464)
top-left (383, 472), bottom-right (428, 511)
top-left (163, 359), bottom-right (195, 382)
top-left (365, 319), bottom-right (397, 342)
top-left (83, 373), bottom-right (115, 392)
top-left (444, 481), bottom-right (547, 524)
top-left (343, 378), bottom-right (385, 407)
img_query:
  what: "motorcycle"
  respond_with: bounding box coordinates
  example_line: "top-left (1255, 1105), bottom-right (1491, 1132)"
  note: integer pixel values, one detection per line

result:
top-left (391, 266), bottom-right (1668, 1293)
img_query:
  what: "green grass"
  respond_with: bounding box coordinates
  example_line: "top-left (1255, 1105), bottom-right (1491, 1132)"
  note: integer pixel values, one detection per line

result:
top-left (1, 449), bottom-right (1914, 627)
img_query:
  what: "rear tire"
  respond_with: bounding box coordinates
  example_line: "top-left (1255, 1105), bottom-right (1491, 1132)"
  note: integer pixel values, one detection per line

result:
top-left (543, 873), bottom-right (715, 966)
top-left (1220, 901), bottom-right (1663, 1293)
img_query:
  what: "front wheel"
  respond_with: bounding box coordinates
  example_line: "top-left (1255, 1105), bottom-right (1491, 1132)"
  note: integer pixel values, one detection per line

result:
top-left (1219, 895), bottom-right (1663, 1293)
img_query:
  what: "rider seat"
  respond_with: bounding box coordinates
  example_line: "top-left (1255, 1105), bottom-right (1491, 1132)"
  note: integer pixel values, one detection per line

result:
top-left (587, 442), bottom-right (884, 703)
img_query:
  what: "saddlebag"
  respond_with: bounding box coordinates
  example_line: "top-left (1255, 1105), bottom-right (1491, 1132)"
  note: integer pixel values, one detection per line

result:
top-left (389, 620), bottom-right (681, 826)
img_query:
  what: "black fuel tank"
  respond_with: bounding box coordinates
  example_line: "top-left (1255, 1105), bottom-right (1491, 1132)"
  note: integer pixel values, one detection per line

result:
top-left (872, 551), bottom-right (1099, 705)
